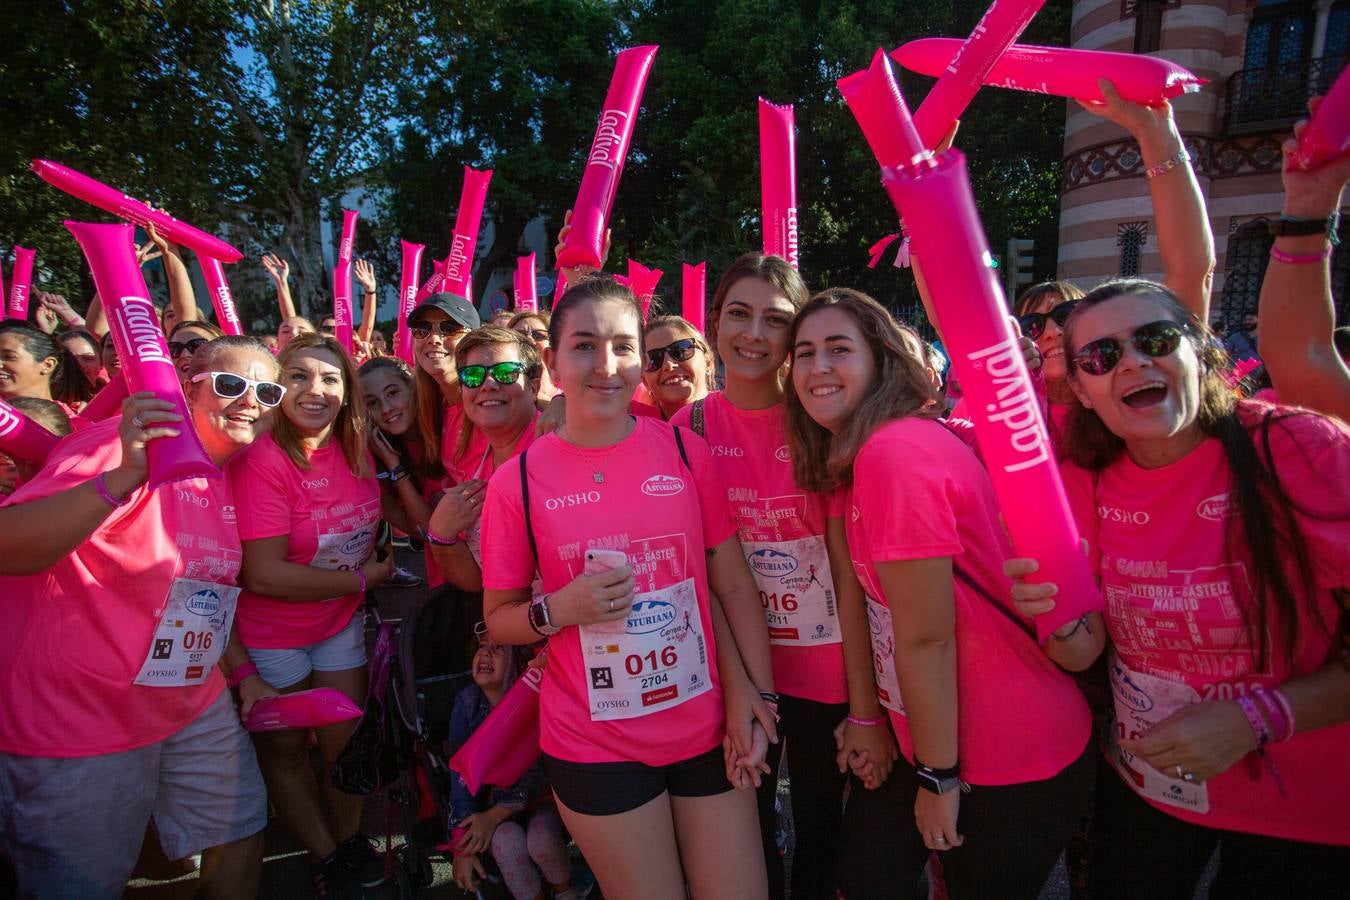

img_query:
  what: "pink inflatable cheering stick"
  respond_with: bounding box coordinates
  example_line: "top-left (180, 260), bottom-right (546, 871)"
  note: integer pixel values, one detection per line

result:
top-left (840, 50), bottom-right (1100, 639)
top-left (450, 657), bottom-right (545, 793)
top-left (395, 240), bottom-right (425, 365)
top-left (893, 38), bottom-right (1204, 106)
top-left (0, 256), bottom-right (6, 320)
top-left (759, 99), bottom-right (800, 269)
top-left (245, 687), bottom-right (362, 732)
top-left (910, 0), bottom-right (1046, 149)
top-left (199, 256), bottom-right (243, 335)
top-left (7, 247), bottom-right (35, 321)
top-left (332, 209), bottom-right (359, 353)
top-left (682, 262), bottom-right (706, 333)
top-left (65, 221), bottom-right (217, 486)
top-left (1293, 63), bottom-right (1350, 169)
top-left (32, 159), bottom-right (243, 263)
top-left (555, 46), bottom-right (659, 269)
top-left (514, 253), bottom-right (538, 312)
top-left (0, 397), bottom-right (60, 463)
top-left (442, 167), bottom-right (493, 299)
top-left (622, 260), bottom-right (663, 321)
top-left (81, 372), bottom-right (131, 421)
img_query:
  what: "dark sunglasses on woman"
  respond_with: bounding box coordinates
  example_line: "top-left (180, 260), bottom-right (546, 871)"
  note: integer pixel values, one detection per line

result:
top-left (1017, 300), bottom-right (1081, 341)
top-left (458, 361), bottom-right (535, 388)
top-left (168, 337), bottom-right (210, 358)
top-left (644, 338), bottom-right (700, 372)
top-left (409, 320), bottom-right (466, 340)
top-left (189, 371), bottom-right (287, 407)
top-left (1070, 320), bottom-right (1187, 376)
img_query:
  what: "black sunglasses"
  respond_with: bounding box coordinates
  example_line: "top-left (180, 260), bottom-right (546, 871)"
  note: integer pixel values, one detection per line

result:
top-left (458, 361), bottom-right (534, 388)
top-left (168, 337), bottom-right (209, 357)
top-left (189, 371), bottom-right (286, 407)
top-left (1017, 300), bottom-right (1080, 341)
top-left (1070, 320), bottom-right (1187, 376)
top-left (644, 338), bottom-right (700, 372)
top-left (516, 328), bottom-right (549, 342)
top-left (410, 320), bottom-right (466, 340)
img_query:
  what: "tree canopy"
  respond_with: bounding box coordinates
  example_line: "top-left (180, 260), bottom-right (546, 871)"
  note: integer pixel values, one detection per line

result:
top-left (0, 0), bottom-right (1070, 332)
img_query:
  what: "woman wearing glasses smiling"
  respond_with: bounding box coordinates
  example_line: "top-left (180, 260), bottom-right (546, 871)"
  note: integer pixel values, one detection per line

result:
top-left (642, 315), bottom-right (715, 421)
top-left (230, 332), bottom-right (395, 895)
top-left (1006, 279), bottom-right (1350, 898)
top-left (167, 319), bottom-right (224, 384)
top-left (509, 310), bottom-right (559, 402)
top-left (0, 335), bottom-right (282, 898)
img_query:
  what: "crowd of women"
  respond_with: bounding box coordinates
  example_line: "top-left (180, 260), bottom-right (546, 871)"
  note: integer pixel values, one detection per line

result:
top-left (0, 79), bottom-right (1346, 900)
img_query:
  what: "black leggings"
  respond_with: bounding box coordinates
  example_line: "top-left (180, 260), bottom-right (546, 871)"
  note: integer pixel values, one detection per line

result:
top-left (754, 696), bottom-right (849, 900)
top-left (837, 737), bottom-right (1095, 900)
top-left (1089, 757), bottom-right (1349, 900)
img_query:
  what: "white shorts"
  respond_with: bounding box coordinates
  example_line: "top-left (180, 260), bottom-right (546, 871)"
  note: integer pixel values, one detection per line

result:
top-left (0, 690), bottom-right (267, 899)
top-left (246, 610), bottom-right (367, 690)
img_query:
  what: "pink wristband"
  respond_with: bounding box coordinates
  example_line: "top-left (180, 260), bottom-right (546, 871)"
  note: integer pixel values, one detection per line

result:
top-left (847, 714), bottom-right (888, 727)
top-left (227, 661), bottom-right (258, 687)
top-left (1270, 688), bottom-right (1296, 741)
top-left (1235, 695), bottom-right (1271, 747)
top-left (355, 569), bottom-right (367, 595)
top-left (1251, 688), bottom-right (1288, 743)
top-left (94, 472), bottom-right (129, 507)
top-left (1269, 245), bottom-right (1332, 265)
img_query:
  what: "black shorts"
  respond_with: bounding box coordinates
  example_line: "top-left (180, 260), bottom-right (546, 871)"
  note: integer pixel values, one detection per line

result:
top-left (540, 745), bottom-right (730, 816)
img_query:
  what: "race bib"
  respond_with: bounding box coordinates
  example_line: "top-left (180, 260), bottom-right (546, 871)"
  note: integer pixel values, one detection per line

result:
top-left (311, 524), bottom-right (375, 571)
top-left (1106, 652), bottom-right (1210, 813)
top-left (743, 535), bottom-right (841, 647)
top-left (865, 595), bottom-right (904, 714)
top-left (578, 577), bottom-right (713, 722)
top-left (134, 578), bottom-right (241, 687)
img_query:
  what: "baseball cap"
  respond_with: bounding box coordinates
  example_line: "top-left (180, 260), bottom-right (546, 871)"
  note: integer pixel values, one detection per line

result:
top-left (408, 292), bottom-right (480, 332)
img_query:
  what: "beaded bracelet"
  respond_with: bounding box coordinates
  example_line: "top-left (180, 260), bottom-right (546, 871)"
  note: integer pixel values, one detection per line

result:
top-left (1145, 148), bottom-right (1191, 179)
top-left (1270, 245), bottom-right (1332, 265)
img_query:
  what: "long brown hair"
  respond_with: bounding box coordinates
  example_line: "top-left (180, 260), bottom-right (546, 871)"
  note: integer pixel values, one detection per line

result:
top-left (0, 323), bottom-right (98, 404)
top-left (707, 253), bottom-right (809, 353)
top-left (786, 288), bottom-right (941, 493)
top-left (1062, 278), bottom-right (1337, 669)
top-left (272, 334), bottom-right (371, 478)
top-left (452, 326), bottom-right (541, 462)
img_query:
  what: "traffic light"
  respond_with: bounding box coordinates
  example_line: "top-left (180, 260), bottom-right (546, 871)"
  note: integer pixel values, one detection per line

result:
top-left (1005, 238), bottom-right (1035, 297)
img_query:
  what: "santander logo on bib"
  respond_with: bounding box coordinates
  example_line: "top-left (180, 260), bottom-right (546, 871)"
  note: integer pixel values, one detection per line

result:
top-left (1196, 493), bottom-right (1231, 522)
top-left (641, 474), bottom-right (685, 497)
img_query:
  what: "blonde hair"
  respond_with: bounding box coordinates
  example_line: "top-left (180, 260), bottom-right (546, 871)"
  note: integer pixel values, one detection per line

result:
top-left (272, 334), bottom-right (371, 478)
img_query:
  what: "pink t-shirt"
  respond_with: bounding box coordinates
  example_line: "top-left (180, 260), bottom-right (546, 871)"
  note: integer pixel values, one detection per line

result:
top-left (480, 417), bottom-right (737, 766)
top-left (1062, 404), bottom-right (1350, 844)
top-left (847, 417), bottom-right (1091, 786)
top-left (0, 419), bottom-right (238, 757)
top-left (443, 402), bottom-right (492, 486)
top-left (672, 393), bottom-right (846, 704)
top-left (230, 433), bottom-right (381, 649)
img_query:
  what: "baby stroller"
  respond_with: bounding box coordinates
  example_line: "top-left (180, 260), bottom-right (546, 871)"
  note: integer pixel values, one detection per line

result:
top-left (331, 583), bottom-right (484, 896)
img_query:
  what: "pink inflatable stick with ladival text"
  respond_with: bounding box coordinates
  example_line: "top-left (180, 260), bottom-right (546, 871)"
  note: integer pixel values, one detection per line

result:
top-left (395, 240), bottom-right (425, 365)
top-left (32, 159), bottom-right (243, 262)
top-left (7, 247), bottom-right (35, 321)
top-left (450, 657), bottom-right (545, 793)
top-left (682, 262), bottom-right (706, 334)
top-left (332, 209), bottom-right (359, 353)
top-left (199, 256), bottom-right (243, 335)
top-left (441, 167), bottom-right (493, 300)
top-left (759, 99), bottom-right (799, 269)
top-left (892, 39), bottom-right (1204, 106)
top-left (910, 0), bottom-right (1046, 149)
top-left (840, 50), bottom-right (1101, 640)
top-left (66, 221), bottom-right (218, 486)
top-left (0, 397), bottom-right (60, 463)
top-left (555, 46), bottom-right (659, 270)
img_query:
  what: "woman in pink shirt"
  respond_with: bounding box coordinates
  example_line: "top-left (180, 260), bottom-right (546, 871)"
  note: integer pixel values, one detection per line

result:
top-left (1007, 279), bottom-right (1349, 898)
top-left (669, 253), bottom-right (855, 899)
top-left (406, 292), bottom-right (482, 479)
top-left (231, 333), bottom-right (394, 895)
top-left (0, 322), bottom-right (98, 409)
top-left (788, 289), bottom-right (1096, 900)
top-left (427, 326), bottom-right (542, 592)
top-left (478, 274), bottom-right (776, 899)
top-left (0, 335), bottom-right (281, 899)
top-left (642, 314), bottom-right (714, 421)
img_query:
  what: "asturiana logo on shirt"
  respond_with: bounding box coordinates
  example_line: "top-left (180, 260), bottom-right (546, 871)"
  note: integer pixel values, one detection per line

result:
top-left (1196, 493), bottom-right (1230, 522)
top-left (641, 475), bottom-right (685, 497)
top-left (748, 548), bottom-right (798, 578)
top-left (965, 337), bottom-right (1050, 474)
top-left (775, 445), bottom-right (791, 463)
top-left (627, 599), bottom-right (677, 634)
top-left (185, 589), bottom-right (222, 616)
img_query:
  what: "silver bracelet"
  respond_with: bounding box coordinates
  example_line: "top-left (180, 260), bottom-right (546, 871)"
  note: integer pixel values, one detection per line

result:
top-left (1145, 148), bottom-right (1190, 179)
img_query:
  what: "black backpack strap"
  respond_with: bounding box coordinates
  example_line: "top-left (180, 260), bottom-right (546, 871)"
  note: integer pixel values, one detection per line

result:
top-left (519, 449), bottom-right (538, 566)
top-left (952, 563), bottom-right (1037, 643)
top-left (672, 425), bottom-right (690, 470)
top-left (689, 398), bottom-right (706, 438)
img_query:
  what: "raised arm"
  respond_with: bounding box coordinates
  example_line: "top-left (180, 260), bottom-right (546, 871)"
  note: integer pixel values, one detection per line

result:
top-left (354, 259), bottom-right (378, 343)
top-left (1079, 79), bottom-right (1215, 319)
top-left (262, 253), bottom-right (297, 321)
top-left (1257, 102), bottom-right (1350, 420)
top-left (147, 224), bottom-right (199, 326)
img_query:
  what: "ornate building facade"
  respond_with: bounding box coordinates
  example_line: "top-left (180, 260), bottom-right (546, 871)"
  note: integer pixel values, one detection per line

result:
top-left (1057, 0), bottom-right (1349, 331)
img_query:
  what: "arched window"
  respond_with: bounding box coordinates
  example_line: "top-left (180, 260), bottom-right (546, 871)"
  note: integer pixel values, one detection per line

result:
top-left (1219, 220), bottom-right (1274, 334)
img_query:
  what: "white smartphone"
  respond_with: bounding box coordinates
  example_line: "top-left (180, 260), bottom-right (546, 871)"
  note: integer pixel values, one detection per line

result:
top-left (584, 548), bottom-right (629, 575)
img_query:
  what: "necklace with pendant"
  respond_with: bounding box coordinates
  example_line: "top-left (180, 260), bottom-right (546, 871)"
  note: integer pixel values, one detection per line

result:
top-left (559, 425), bottom-right (624, 484)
